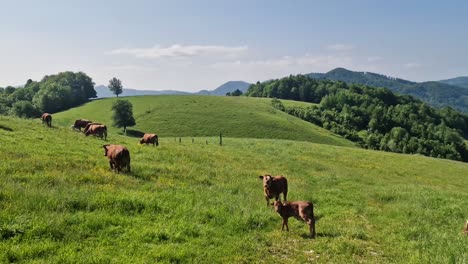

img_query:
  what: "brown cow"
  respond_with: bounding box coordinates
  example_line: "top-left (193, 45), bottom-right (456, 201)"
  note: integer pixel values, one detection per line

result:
top-left (140, 133), bottom-right (159, 146)
top-left (72, 119), bottom-right (92, 131)
top-left (41, 113), bottom-right (52, 127)
top-left (83, 122), bottom-right (102, 134)
top-left (102, 144), bottom-right (130, 173)
top-left (274, 200), bottom-right (316, 238)
top-left (259, 174), bottom-right (288, 206)
top-left (464, 220), bottom-right (468, 235)
top-left (85, 124), bottom-right (107, 140)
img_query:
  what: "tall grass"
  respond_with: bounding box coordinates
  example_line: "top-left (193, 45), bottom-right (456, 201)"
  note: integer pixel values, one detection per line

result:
top-left (0, 112), bottom-right (467, 263)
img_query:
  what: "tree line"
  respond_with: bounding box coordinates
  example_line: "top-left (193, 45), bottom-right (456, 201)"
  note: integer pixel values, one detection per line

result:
top-left (246, 75), bottom-right (468, 162)
top-left (0, 71), bottom-right (97, 117)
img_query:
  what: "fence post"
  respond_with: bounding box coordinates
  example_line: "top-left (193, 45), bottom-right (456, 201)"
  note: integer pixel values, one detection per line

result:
top-left (192, 138), bottom-right (194, 143)
top-left (179, 137), bottom-right (181, 143)
top-left (220, 133), bottom-right (222, 146)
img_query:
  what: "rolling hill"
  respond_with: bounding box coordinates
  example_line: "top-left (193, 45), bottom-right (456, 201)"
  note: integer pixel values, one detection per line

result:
top-left (54, 95), bottom-right (353, 147)
top-left (94, 85), bottom-right (189, 98)
top-left (308, 68), bottom-right (468, 113)
top-left (0, 111), bottom-right (467, 263)
top-left (439, 76), bottom-right (468, 89)
top-left (197, 81), bottom-right (251, 96)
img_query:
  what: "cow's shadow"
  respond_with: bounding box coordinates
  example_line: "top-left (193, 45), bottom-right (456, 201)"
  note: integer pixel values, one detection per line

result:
top-left (119, 129), bottom-right (145, 138)
top-left (0, 124), bottom-right (13, 131)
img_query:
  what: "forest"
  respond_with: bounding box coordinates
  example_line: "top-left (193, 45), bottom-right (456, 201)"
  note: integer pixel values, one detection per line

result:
top-left (246, 75), bottom-right (468, 162)
top-left (0, 72), bottom-right (96, 117)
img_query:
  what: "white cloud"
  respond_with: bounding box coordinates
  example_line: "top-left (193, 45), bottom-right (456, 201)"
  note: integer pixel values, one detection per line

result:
top-left (327, 44), bottom-right (353, 51)
top-left (212, 54), bottom-right (353, 70)
top-left (404, 62), bottom-right (421, 68)
top-left (367, 56), bottom-right (384, 62)
top-left (107, 44), bottom-right (248, 59)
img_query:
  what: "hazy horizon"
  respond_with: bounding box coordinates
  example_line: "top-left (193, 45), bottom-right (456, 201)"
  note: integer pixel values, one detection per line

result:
top-left (1, 0), bottom-right (467, 92)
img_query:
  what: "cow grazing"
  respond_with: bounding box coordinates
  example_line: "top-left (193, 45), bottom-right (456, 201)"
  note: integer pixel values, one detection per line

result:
top-left (140, 133), bottom-right (159, 146)
top-left (258, 174), bottom-right (288, 206)
top-left (72, 119), bottom-right (92, 131)
top-left (83, 122), bottom-right (102, 134)
top-left (464, 220), bottom-right (468, 235)
top-left (102, 144), bottom-right (130, 173)
top-left (85, 124), bottom-right (107, 140)
top-left (274, 200), bottom-right (316, 238)
top-left (41, 113), bottom-right (52, 127)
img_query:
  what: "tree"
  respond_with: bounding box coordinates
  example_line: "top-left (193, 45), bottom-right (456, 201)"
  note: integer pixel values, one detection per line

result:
top-left (231, 89), bottom-right (243, 96)
top-left (10, 100), bottom-right (39, 118)
top-left (111, 99), bottom-right (136, 134)
top-left (108, 77), bottom-right (123, 97)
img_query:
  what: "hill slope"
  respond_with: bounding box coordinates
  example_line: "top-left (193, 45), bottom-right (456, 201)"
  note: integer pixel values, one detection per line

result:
top-left (439, 76), bottom-right (468, 89)
top-left (308, 68), bottom-right (468, 113)
top-left (54, 95), bottom-right (353, 147)
top-left (94, 85), bottom-right (189, 98)
top-left (0, 115), bottom-right (467, 263)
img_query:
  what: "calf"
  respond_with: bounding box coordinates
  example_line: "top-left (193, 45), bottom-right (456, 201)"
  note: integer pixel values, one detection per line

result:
top-left (85, 124), bottom-right (107, 140)
top-left (140, 133), bottom-right (159, 146)
top-left (41, 113), bottom-right (52, 127)
top-left (464, 220), bottom-right (468, 235)
top-left (72, 119), bottom-right (92, 131)
top-left (274, 200), bottom-right (316, 238)
top-left (83, 122), bottom-right (102, 134)
top-left (258, 174), bottom-right (288, 206)
top-left (102, 144), bottom-right (131, 173)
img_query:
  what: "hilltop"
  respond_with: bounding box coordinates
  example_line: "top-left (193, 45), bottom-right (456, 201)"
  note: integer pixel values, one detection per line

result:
top-left (308, 68), bottom-right (468, 113)
top-left (54, 95), bottom-right (353, 147)
top-left (0, 114), bottom-right (467, 263)
top-left (197, 81), bottom-right (251, 96)
top-left (439, 76), bottom-right (468, 89)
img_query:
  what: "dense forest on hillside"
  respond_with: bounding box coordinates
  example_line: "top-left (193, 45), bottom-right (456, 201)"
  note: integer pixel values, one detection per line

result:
top-left (0, 72), bottom-right (96, 117)
top-left (246, 75), bottom-right (468, 162)
top-left (308, 68), bottom-right (468, 113)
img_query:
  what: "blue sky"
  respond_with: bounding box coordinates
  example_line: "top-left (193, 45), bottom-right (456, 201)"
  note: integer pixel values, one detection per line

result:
top-left (1, 0), bottom-right (467, 92)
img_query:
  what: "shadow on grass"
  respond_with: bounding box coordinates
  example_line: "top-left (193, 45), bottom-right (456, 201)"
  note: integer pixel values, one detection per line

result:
top-left (118, 129), bottom-right (145, 138)
top-left (0, 124), bottom-right (13, 132)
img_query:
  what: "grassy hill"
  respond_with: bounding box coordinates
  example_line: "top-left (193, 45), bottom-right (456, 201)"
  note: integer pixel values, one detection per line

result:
top-left (0, 115), bottom-right (467, 263)
top-left (54, 95), bottom-right (353, 147)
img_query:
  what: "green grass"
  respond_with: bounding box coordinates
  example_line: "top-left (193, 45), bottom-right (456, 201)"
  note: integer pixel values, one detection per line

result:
top-left (280, 99), bottom-right (317, 109)
top-left (0, 114), bottom-right (467, 263)
top-left (53, 95), bottom-right (353, 147)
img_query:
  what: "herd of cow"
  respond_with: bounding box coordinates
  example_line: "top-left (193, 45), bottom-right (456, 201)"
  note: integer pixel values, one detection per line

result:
top-left (39, 113), bottom-right (467, 239)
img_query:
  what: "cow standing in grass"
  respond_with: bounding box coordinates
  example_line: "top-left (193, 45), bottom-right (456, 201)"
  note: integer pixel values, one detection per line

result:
top-left (85, 124), bottom-right (107, 140)
top-left (140, 133), bottom-right (159, 146)
top-left (274, 200), bottom-right (316, 238)
top-left (72, 119), bottom-right (92, 131)
top-left (259, 174), bottom-right (288, 206)
top-left (102, 144), bottom-right (131, 173)
top-left (41, 113), bottom-right (52, 127)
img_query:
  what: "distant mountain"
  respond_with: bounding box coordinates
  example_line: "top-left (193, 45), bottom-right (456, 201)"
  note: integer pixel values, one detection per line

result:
top-left (307, 68), bottom-right (468, 113)
top-left (439, 76), bottom-right (468, 89)
top-left (94, 85), bottom-right (190, 98)
top-left (197, 81), bottom-right (251, 96)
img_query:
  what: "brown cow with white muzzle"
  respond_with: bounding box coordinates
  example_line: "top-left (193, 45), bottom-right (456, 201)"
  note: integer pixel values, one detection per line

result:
top-left (259, 174), bottom-right (288, 206)
top-left (85, 124), bottom-right (107, 140)
top-left (102, 144), bottom-right (130, 173)
top-left (274, 200), bottom-right (316, 238)
top-left (140, 133), bottom-right (159, 146)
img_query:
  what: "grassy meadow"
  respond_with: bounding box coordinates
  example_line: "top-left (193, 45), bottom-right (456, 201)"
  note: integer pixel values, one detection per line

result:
top-left (0, 96), bottom-right (467, 263)
top-left (53, 95), bottom-right (352, 147)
